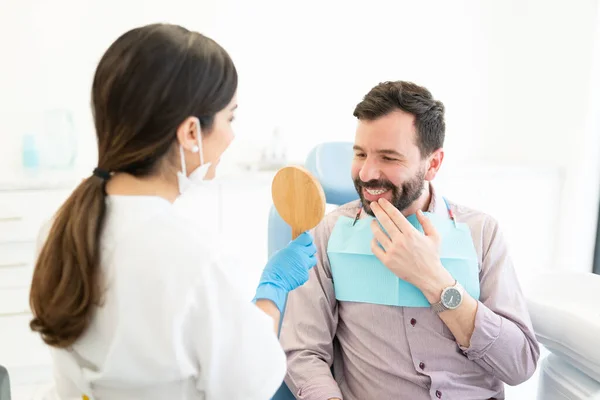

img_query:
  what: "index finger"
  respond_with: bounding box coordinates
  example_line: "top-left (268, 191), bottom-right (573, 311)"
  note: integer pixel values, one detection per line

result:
top-left (376, 198), bottom-right (418, 234)
top-left (370, 201), bottom-right (403, 239)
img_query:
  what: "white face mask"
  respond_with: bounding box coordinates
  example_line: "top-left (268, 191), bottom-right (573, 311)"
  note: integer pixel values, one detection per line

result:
top-left (177, 118), bottom-right (212, 194)
top-left (173, 118), bottom-right (221, 241)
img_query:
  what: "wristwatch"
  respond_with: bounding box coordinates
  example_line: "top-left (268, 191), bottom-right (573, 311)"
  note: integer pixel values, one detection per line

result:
top-left (430, 280), bottom-right (464, 313)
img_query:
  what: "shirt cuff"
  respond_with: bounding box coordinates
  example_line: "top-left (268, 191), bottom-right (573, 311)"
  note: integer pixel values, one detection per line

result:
top-left (459, 301), bottom-right (502, 359)
top-left (297, 375), bottom-right (343, 400)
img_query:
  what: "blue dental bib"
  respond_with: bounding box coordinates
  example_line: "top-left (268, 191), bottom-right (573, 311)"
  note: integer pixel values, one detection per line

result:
top-left (327, 211), bottom-right (480, 307)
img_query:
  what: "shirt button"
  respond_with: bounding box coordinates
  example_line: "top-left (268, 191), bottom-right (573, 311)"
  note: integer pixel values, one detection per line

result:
top-left (419, 362), bottom-right (425, 370)
top-left (436, 390), bottom-right (442, 398)
top-left (410, 318), bottom-right (417, 326)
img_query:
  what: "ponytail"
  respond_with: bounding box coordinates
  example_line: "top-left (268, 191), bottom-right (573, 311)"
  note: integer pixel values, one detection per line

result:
top-left (29, 176), bottom-right (107, 348)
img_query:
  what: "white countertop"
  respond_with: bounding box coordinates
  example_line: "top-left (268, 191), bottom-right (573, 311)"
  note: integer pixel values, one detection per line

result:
top-left (0, 170), bottom-right (81, 191)
top-left (0, 167), bottom-right (281, 192)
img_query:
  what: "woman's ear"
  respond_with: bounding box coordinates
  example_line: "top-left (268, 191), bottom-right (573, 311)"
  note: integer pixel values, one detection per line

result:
top-left (176, 117), bottom-right (201, 151)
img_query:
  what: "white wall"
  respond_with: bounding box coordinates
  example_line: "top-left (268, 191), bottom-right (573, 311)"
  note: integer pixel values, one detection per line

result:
top-left (1, 0), bottom-right (599, 272)
top-left (555, 2), bottom-right (600, 273)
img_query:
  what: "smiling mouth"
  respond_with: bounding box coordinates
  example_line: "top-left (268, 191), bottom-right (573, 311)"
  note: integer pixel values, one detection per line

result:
top-left (364, 188), bottom-right (389, 195)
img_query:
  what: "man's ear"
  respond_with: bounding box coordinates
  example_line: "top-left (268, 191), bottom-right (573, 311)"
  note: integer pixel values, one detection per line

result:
top-left (176, 116), bottom-right (201, 151)
top-left (424, 148), bottom-right (444, 181)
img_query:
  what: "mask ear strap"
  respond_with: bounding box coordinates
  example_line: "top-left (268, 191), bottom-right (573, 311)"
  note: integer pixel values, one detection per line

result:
top-left (179, 145), bottom-right (187, 176)
top-left (196, 118), bottom-right (205, 166)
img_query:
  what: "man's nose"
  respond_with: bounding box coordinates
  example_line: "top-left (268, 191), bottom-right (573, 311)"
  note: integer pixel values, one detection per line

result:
top-left (359, 160), bottom-right (381, 182)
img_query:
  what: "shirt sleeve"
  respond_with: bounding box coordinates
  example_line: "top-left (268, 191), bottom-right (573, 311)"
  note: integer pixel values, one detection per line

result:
top-left (279, 217), bottom-right (343, 400)
top-left (459, 216), bottom-right (540, 386)
top-left (186, 257), bottom-right (287, 400)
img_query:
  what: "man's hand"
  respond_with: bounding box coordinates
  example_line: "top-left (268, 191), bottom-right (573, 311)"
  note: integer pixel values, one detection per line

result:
top-left (370, 198), bottom-right (478, 347)
top-left (369, 198), bottom-right (454, 303)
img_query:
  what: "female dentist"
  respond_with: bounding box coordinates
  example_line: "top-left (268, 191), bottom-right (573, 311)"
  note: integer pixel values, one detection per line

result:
top-left (28, 23), bottom-right (314, 400)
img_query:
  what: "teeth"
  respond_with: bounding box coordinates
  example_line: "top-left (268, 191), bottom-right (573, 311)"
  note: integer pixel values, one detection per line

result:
top-left (366, 188), bottom-right (388, 195)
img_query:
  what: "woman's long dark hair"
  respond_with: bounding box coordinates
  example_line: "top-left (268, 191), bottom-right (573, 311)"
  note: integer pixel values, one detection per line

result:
top-left (29, 23), bottom-right (237, 348)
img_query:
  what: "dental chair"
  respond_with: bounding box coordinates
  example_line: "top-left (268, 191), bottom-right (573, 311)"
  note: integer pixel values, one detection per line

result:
top-left (0, 365), bottom-right (10, 400)
top-left (268, 142), bottom-right (358, 400)
top-left (524, 272), bottom-right (600, 399)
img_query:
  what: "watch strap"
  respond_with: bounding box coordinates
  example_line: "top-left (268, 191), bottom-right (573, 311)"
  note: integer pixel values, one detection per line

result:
top-left (430, 280), bottom-right (462, 313)
top-left (430, 301), bottom-right (447, 313)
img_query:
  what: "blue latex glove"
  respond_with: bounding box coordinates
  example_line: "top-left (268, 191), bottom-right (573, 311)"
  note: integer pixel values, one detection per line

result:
top-left (253, 232), bottom-right (317, 313)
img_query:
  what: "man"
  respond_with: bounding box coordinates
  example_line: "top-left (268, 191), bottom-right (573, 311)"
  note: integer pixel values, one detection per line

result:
top-left (279, 81), bottom-right (539, 400)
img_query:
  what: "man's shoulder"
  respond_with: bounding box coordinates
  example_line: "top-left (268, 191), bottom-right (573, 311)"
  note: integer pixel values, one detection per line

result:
top-left (326, 199), bottom-right (362, 218)
top-left (445, 198), bottom-right (500, 231)
top-left (444, 198), bottom-right (504, 260)
top-left (312, 199), bottom-right (361, 239)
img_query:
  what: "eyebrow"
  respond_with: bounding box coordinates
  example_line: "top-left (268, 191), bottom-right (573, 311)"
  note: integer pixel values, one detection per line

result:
top-left (353, 145), bottom-right (405, 159)
top-left (230, 104), bottom-right (238, 111)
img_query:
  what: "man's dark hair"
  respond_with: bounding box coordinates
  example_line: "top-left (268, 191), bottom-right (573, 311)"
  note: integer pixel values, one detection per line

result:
top-left (353, 81), bottom-right (445, 156)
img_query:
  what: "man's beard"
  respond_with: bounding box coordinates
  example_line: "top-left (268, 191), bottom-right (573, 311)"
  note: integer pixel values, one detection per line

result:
top-left (354, 168), bottom-right (426, 216)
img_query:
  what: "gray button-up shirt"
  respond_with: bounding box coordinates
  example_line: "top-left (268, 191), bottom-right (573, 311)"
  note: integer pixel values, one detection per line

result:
top-left (279, 186), bottom-right (540, 400)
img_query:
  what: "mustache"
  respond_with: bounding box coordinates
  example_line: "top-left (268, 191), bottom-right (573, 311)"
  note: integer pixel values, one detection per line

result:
top-left (355, 178), bottom-right (395, 190)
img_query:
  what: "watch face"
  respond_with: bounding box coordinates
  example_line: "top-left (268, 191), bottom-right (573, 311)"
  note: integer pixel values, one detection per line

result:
top-left (442, 287), bottom-right (462, 309)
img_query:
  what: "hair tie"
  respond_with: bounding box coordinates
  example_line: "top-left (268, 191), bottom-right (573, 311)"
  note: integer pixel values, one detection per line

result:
top-left (93, 168), bottom-right (111, 181)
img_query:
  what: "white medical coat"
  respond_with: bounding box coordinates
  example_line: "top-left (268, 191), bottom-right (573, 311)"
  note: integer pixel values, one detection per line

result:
top-left (40, 195), bottom-right (286, 400)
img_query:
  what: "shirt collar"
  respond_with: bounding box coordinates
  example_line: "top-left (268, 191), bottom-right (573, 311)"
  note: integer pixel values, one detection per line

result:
top-left (426, 182), bottom-right (451, 219)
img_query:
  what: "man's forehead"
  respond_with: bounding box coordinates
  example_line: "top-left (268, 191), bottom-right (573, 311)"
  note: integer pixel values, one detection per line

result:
top-left (355, 111), bottom-right (416, 143)
top-left (355, 127), bottom-right (417, 152)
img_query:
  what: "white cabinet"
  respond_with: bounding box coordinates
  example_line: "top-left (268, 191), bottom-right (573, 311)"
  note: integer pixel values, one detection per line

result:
top-left (0, 190), bottom-right (72, 243)
top-left (0, 175), bottom-right (76, 386)
top-left (0, 242), bottom-right (35, 289)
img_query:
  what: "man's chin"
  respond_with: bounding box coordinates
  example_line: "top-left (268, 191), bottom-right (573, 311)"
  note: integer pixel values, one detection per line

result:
top-left (359, 198), bottom-right (376, 216)
top-left (360, 192), bottom-right (393, 214)
top-left (361, 197), bottom-right (415, 217)
top-left (363, 205), bottom-right (375, 216)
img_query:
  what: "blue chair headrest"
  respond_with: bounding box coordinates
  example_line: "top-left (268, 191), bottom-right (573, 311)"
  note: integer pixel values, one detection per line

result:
top-left (304, 142), bottom-right (359, 206)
